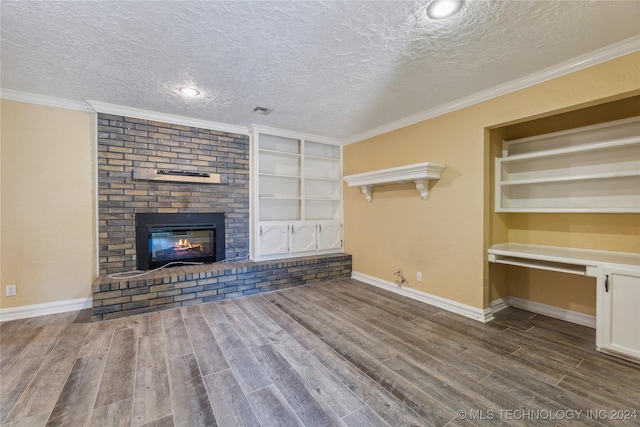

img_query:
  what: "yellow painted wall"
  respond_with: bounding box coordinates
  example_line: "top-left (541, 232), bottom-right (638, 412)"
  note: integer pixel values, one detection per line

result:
top-left (0, 100), bottom-right (96, 309)
top-left (344, 52), bottom-right (640, 311)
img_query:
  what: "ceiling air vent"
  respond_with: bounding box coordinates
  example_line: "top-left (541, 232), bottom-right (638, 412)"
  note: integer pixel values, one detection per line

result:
top-left (252, 106), bottom-right (274, 115)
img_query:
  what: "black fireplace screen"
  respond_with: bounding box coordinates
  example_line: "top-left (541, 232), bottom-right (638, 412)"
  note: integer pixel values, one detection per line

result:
top-left (136, 213), bottom-right (225, 270)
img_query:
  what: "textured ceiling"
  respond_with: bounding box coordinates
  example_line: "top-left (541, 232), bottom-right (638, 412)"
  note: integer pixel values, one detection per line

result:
top-left (1, 1), bottom-right (639, 140)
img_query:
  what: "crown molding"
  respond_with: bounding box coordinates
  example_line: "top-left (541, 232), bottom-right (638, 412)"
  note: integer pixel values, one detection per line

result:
top-left (87, 101), bottom-right (249, 135)
top-left (3, 36), bottom-right (638, 144)
top-left (248, 124), bottom-right (344, 146)
top-left (343, 35), bottom-right (640, 145)
top-left (0, 89), bottom-right (94, 112)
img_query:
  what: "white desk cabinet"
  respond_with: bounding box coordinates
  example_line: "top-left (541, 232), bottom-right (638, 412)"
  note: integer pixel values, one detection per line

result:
top-left (488, 243), bottom-right (640, 363)
top-left (598, 265), bottom-right (640, 361)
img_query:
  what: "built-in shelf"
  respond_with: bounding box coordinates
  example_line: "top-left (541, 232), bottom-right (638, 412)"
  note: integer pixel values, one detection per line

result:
top-left (343, 162), bottom-right (446, 202)
top-left (251, 126), bottom-right (343, 259)
top-left (495, 117), bottom-right (640, 212)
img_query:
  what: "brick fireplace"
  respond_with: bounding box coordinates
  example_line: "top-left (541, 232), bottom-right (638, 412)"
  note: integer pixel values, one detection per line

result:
top-left (93, 113), bottom-right (351, 321)
top-left (97, 114), bottom-right (249, 275)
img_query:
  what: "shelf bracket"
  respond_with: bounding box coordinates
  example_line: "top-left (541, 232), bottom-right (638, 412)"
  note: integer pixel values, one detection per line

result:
top-left (360, 185), bottom-right (373, 202)
top-left (415, 179), bottom-right (430, 200)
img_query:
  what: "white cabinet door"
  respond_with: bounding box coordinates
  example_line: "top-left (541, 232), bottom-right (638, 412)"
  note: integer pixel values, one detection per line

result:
top-left (290, 223), bottom-right (317, 253)
top-left (258, 224), bottom-right (289, 257)
top-left (318, 222), bottom-right (342, 250)
top-left (598, 265), bottom-right (640, 362)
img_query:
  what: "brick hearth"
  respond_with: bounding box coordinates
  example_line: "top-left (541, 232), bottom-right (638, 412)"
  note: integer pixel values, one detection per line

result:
top-left (92, 253), bottom-right (352, 321)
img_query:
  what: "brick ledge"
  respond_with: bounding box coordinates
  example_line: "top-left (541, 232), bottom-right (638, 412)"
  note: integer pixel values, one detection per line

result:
top-left (92, 253), bottom-right (352, 321)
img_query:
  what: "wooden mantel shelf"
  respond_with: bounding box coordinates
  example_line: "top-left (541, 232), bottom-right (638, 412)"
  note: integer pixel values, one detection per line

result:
top-left (343, 162), bottom-right (446, 202)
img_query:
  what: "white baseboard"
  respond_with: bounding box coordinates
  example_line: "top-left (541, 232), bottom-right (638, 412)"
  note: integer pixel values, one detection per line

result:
top-left (351, 271), bottom-right (494, 323)
top-left (490, 296), bottom-right (596, 329)
top-left (0, 298), bottom-right (93, 322)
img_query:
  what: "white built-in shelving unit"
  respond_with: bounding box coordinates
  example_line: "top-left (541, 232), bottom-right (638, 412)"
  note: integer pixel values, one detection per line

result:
top-left (495, 117), bottom-right (640, 212)
top-left (250, 126), bottom-right (343, 260)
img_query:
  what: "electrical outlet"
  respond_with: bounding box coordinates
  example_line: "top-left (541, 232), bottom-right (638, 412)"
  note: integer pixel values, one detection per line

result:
top-left (6, 285), bottom-right (17, 297)
top-left (417, 272), bottom-right (422, 282)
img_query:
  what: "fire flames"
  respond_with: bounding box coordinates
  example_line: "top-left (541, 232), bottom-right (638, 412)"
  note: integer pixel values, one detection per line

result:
top-left (174, 239), bottom-right (203, 251)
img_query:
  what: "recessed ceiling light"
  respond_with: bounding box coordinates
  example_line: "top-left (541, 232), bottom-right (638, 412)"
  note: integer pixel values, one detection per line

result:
top-left (426, 0), bottom-right (464, 19)
top-left (178, 86), bottom-right (201, 97)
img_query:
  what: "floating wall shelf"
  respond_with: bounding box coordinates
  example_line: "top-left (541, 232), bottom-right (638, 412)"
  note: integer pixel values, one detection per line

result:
top-left (343, 162), bottom-right (446, 202)
top-left (133, 168), bottom-right (222, 184)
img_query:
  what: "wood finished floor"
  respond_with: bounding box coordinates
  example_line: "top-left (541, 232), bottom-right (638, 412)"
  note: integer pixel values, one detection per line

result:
top-left (1, 279), bottom-right (639, 427)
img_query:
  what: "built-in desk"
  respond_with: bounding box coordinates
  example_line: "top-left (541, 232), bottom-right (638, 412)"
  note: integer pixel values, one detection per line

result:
top-left (488, 243), bottom-right (640, 363)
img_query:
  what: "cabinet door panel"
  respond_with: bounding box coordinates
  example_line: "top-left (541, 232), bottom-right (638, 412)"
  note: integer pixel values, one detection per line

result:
top-left (318, 222), bottom-right (342, 250)
top-left (258, 224), bottom-right (289, 256)
top-left (600, 266), bottom-right (640, 361)
top-left (290, 223), bottom-right (317, 253)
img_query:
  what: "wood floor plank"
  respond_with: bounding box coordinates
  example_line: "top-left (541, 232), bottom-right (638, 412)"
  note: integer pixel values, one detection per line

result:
top-left (217, 300), bottom-right (270, 348)
top-left (342, 405), bottom-right (391, 427)
top-left (3, 323), bottom-right (90, 423)
top-left (479, 373), bottom-right (608, 427)
top-left (45, 354), bottom-right (106, 426)
top-left (233, 297), bottom-right (289, 344)
top-left (271, 337), bottom-right (366, 419)
top-left (168, 353), bottom-right (217, 427)
top-left (182, 314), bottom-right (230, 377)
top-left (0, 326), bottom-right (44, 375)
top-left (251, 344), bottom-right (340, 427)
top-left (456, 343), bottom-right (563, 390)
top-left (251, 295), bottom-right (433, 427)
top-left (383, 355), bottom-right (527, 427)
top-left (248, 295), bottom-right (323, 351)
top-left (88, 398), bottom-right (133, 426)
top-left (132, 334), bottom-right (172, 426)
top-left (307, 334), bottom-right (454, 426)
top-left (247, 384), bottom-right (304, 427)
top-left (0, 356), bottom-right (47, 424)
top-left (314, 280), bottom-right (442, 320)
top-left (266, 293), bottom-right (451, 426)
top-left (269, 291), bottom-right (397, 362)
top-left (524, 322), bottom-right (596, 352)
top-left (307, 286), bottom-right (473, 365)
top-left (199, 303), bottom-right (272, 394)
top-left (137, 310), bottom-right (164, 337)
top-left (556, 371), bottom-right (640, 411)
top-left (77, 321), bottom-right (115, 358)
top-left (574, 357), bottom-right (640, 393)
top-left (203, 369), bottom-right (261, 427)
top-left (0, 318), bottom-right (28, 337)
top-left (139, 414), bottom-right (175, 427)
top-left (302, 286), bottom-right (492, 388)
top-left (161, 309), bottom-right (193, 360)
top-left (19, 324), bottom-right (66, 359)
top-left (0, 411), bottom-right (49, 427)
top-left (229, 297), bottom-right (366, 419)
top-left (93, 327), bottom-right (136, 409)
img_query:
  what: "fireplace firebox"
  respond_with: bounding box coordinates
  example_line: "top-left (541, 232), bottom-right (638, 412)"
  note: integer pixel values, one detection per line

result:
top-left (135, 213), bottom-right (225, 270)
